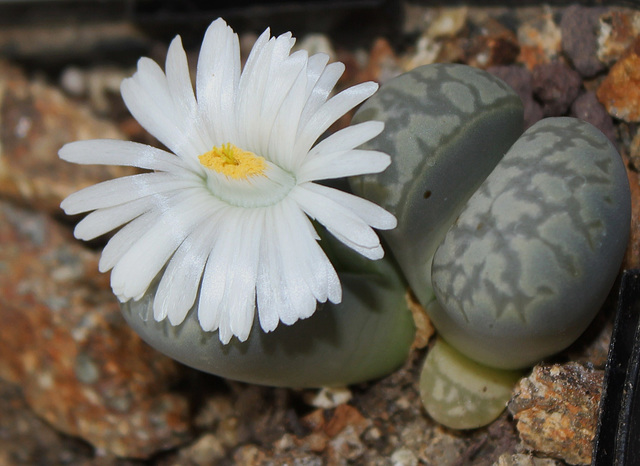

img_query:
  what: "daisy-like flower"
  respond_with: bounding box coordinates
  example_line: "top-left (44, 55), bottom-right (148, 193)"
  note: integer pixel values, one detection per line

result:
top-left (60, 18), bottom-right (396, 344)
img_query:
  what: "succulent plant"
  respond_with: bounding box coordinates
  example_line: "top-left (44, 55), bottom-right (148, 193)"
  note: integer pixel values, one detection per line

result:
top-left (429, 117), bottom-right (630, 369)
top-left (351, 64), bottom-right (524, 307)
top-left (122, 230), bottom-right (416, 388)
top-left (419, 338), bottom-right (522, 430)
top-left (353, 63), bottom-right (630, 427)
top-left (353, 63), bottom-right (630, 370)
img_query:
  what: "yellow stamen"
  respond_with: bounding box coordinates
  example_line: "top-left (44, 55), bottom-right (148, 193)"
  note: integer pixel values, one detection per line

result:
top-left (198, 143), bottom-right (266, 179)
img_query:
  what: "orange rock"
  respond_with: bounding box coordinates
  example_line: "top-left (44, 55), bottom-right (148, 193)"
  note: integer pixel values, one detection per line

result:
top-left (517, 10), bottom-right (562, 69)
top-left (359, 37), bottom-right (400, 84)
top-left (597, 38), bottom-right (640, 122)
top-left (597, 9), bottom-right (640, 66)
top-left (508, 363), bottom-right (603, 465)
top-left (323, 404), bottom-right (369, 438)
top-left (466, 18), bottom-right (520, 69)
top-left (0, 202), bottom-right (191, 458)
top-left (0, 61), bottom-right (137, 214)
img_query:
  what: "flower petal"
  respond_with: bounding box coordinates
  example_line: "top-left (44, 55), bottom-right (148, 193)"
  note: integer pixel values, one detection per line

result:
top-left (291, 183), bottom-right (390, 260)
top-left (99, 209), bottom-right (160, 273)
top-left (296, 149), bottom-right (390, 183)
top-left (295, 81), bottom-right (378, 157)
top-left (60, 173), bottom-right (197, 215)
top-left (165, 36), bottom-right (198, 125)
top-left (309, 121), bottom-right (384, 157)
top-left (267, 54), bottom-right (309, 169)
top-left (304, 53), bottom-right (330, 99)
top-left (255, 46), bottom-right (306, 158)
top-left (298, 61), bottom-right (345, 131)
top-left (121, 63), bottom-right (204, 166)
top-left (196, 18), bottom-right (241, 147)
top-left (59, 139), bottom-right (192, 173)
top-left (303, 182), bottom-right (397, 230)
top-left (225, 209), bottom-right (262, 341)
top-left (235, 27), bottom-right (273, 149)
top-left (197, 207), bottom-right (261, 343)
top-left (256, 203), bottom-right (319, 332)
top-left (110, 190), bottom-right (214, 300)
top-left (74, 196), bottom-right (153, 240)
top-left (153, 209), bottom-right (221, 325)
top-left (277, 197), bottom-right (341, 304)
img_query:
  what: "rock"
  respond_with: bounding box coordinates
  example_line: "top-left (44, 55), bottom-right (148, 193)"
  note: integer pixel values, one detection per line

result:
top-left (178, 433), bottom-right (227, 466)
top-left (421, 431), bottom-right (468, 465)
top-left (508, 363), bottom-right (603, 465)
top-left (358, 37), bottom-right (402, 84)
top-left (517, 7), bottom-right (562, 69)
top-left (325, 404), bottom-right (369, 437)
top-left (570, 91), bottom-right (617, 143)
top-left (0, 60), bottom-right (136, 214)
top-left (466, 18), bottom-right (520, 69)
top-left (59, 65), bottom-right (131, 115)
top-left (0, 379), bottom-right (95, 464)
top-left (305, 387), bottom-right (353, 409)
top-left (232, 444), bottom-right (267, 466)
top-left (487, 65), bottom-right (543, 128)
top-left (493, 453), bottom-right (562, 466)
top-left (597, 38), bottom-right (640, 122)
top-left (296, 404), bottom-right (371, 463)
top-left (426, 7), bottom-right (468, 40)
top-left (597, 8), bottom-right (640, 66)
top-left (532, 62), bottom-right (582, 116)
top-left (402, 7), bottom-right (468, 71)
top-left (295, 33), bottom-right (336, 62)
top-left (391, 447), bottom-right (419, 466)
top-left (403, 34), bottom-right (442, 71)
top-left (0, 201), bottom-right (191, 458)
top-left (561, 5), bottom-right (608, 78)
top-left (327, 425), bottom-right (366, 462)
top-left (622, 151), bottom-right (640, 270)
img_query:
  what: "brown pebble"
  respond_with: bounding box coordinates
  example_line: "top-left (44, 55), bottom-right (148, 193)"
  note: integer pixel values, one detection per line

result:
top-left (466, 18), bottom-right (520, 69)
top-left (570, 91), bottom-right (617, 143)
top-left (323, 404), bottom-right (369, 438)
top-left (532, 62), bottom-right (582, 116)
top-left (561, 5), bottom-right (607, 78)
top-left (488, 65), bottom-right (543, 128)
top-left (508, 363), bottom-right (603, 465)
top-left (597, 9), bottom-right (640, 66)
top-left (597, 38), bottom-right (640, 122)
top-left (0, 202), bottom-right (191, 458)
top-left (0, 61), bottom-right (137, 214)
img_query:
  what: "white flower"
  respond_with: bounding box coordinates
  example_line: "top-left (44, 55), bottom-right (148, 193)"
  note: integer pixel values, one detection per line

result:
top-left (59, 18), bottom-right (396, 344)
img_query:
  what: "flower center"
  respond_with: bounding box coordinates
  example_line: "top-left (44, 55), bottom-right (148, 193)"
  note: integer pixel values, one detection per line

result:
top-left (198, 143), bottom-right (296, 208)
top-left (198, 143), bottom-right (266, 180)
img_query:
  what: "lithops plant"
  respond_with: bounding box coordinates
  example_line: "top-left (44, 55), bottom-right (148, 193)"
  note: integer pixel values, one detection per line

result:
top-left (429, 117), bottom-right (630, 369)
top-left (122, 230), bottom-right (416, 388)
top-left (351, 64), bottom-right (524, 307)
top-left (419, 338), bottom-right (522, 430)
top-left (353, 63), bottom-right (630, 369)
top-left (353, 63), bottom-right (630, 427)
